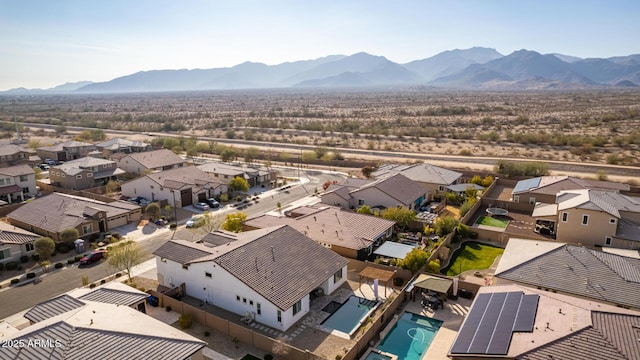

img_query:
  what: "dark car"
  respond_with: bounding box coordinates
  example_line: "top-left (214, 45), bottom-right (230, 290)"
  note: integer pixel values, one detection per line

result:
top-left (79, 250), bottom-right (106, 265)
top-left (206, 198), bottom-right (220, 208)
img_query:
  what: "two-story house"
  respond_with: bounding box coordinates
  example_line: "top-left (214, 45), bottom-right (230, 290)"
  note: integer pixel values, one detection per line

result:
top-left (0, 221), bottom-right (39, 265)
top-left (197, 161), bottom-right (275, 187)
top-left (120, 166), bottom-right (227, 207)
top-left (153, 225), bottom-right (348, 332)
top-left (36, 140), bottom-right (96, 163)
top-left (0, 144), bottom-right (36, 167)
top-left (532, 189), bottom-right (640, 249)
top-left (512, 176), bottom-right (630, 204)
top-left (49, 156), bottom-right (125, 190)
top-left (115, 149), bottom-right (188, 175)
top-left (0, 164), bottom-right (37, 204)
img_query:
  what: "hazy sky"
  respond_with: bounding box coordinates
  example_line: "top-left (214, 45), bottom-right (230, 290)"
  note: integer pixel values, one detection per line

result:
top-left (1, 0), bottom-right (639, 90)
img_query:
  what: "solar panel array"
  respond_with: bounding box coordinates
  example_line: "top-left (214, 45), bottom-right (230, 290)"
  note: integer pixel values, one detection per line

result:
top-left (450, 291), bottom-right (539, 356)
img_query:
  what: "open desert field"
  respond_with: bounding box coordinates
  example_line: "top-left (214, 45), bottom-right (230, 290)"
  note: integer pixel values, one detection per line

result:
top-left (1, 89), bottom-right (639, 169)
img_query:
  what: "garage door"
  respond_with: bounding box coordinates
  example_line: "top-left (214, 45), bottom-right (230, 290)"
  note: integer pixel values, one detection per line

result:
top-left (107, 215), bottom-right (128, 229)
top-left (181, 188), bottom-right (193, 207)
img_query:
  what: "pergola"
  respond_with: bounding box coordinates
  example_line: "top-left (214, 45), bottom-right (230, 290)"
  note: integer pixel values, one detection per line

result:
top-left (358, 266), bottom-right (396, 298)
top-left (412, 274), bottom-right (453, 309)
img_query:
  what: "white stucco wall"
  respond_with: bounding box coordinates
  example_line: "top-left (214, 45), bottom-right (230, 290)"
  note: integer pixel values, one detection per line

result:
top-left (156, 257), bottom-right (310, 331)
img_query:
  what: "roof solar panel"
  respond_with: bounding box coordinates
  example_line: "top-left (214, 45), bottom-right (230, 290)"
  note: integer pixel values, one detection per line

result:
top-left (513, 294), bottom-right (539, 331)
top-left (468, 292), bottom-right (507, 354)
top-left (450, 293), bottom-right (492, 354)
top-left (486, 292), bottom-right (522, 354)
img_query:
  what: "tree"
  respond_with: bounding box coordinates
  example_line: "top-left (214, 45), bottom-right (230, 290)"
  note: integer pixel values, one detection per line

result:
top-left (54, 125), bottom-right (67, 134)
top-left (459, 198), bottom-right (477, 217)
top-left (228, 176), bottom-right (250, 193)
top-left (105, 180), bottom-right (119, 195)
top-left (301, 151), bottom-right (317, 162)
top-left (357, 205), bottom-right (373, 215)
top-left (220, 148), bottom-right (237, 162)
top-left (434, 216), bottom-right (458, 236)
top-left (465, 186), bottom-right (478, 199)
top-left (244, 146), bottom-right (260, 164)
top-left (361, 166), bottom-right (374, 179)
top-left (381, 207), bottom-right (416, 228)
top-left (60, 227), bottom-right (80, 247)
top-left (198, 212), bottom-right (223, 234)
top-left (398, 248), bottom-right (430, 273)
top-left (470, 175), bottom-right (483, 185)
top-left (146, 202), bottom-right (161, 220)
top-left (456, 223), bottom-right (470, 241)
top-left (27, 139), bottom-right (41, 149)
top-left (108, 242), bottom-right (144, 282)
top-left (481, 175), bottom-right (494, 187)
top-left (222, 212), bottom-right (247, 233)
top-left (322, 180), bottom-right (338, 191)
top-left (35, 237), bottom-right (55, 261)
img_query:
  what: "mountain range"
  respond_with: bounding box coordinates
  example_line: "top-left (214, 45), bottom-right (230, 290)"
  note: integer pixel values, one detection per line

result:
top-left (5, 48), bottom-right (640, 94)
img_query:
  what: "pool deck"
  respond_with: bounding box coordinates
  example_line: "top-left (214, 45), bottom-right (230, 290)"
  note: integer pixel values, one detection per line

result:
top-left (400, 295), bottom-right (472, 360)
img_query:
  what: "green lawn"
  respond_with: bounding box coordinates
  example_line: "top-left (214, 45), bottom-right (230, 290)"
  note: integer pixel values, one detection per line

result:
top-left (444, 242), bottom-right (505, 276)
top-left (476, 216), bottom-right (509, 228)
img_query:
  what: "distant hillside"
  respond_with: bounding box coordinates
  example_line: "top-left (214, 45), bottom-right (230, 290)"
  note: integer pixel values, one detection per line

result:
top-left (4, 47), bottom-right (640, 93)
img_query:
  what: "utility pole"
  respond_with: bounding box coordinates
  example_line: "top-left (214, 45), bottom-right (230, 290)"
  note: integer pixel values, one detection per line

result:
top-left (11, 99), bottom-right (21, 143)
top-left (172, 190), bottom-right (178, 239)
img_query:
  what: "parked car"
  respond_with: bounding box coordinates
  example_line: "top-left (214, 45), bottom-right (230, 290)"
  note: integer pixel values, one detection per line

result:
top-left (79, 250), bottom-right (106, 265)
top-left (44, 158), bottom-right (56, 165)
top-left (38, 164), bottom-right (50, 171)
top-left (206, 198), bottom-right (220, 208)
top-left (186, 214), bottom-right (207, 228)
top-left (193, 202), bottom-right (210, 211)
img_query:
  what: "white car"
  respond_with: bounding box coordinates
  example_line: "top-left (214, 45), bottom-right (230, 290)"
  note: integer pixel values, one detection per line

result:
top-left (186, 214), bottom-right (207, 228)
top-left (193, 202), bottom-right (210, 211)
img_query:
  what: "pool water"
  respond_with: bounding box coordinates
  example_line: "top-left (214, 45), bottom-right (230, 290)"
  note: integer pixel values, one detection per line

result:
top-left (377, 312), bottom-right (442, 360)
top-left (321, 296), bottom-right (377, 335)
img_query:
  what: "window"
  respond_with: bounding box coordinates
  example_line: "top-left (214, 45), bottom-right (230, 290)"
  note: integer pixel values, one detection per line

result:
top-left (82, 224), bottom-right (92, 234)
top-left (0, 178), bottom-right (5, 185)
top-left (293, 300), bottom-right (302, 316)
top-left (249, 300), bottom-right (253, 306)
top-left (257, 303), bottom-right (261, 315)
top-left (243, 298), bottom-right (247, 303)
top-left (76, 175), bottom-right (82, 179)
top-left (87, 173), bottom-right (93, 177)
top-left (358, 199), bottom-right (365, 206)
top-left (513, 195), bottom-right (520, 202)
top-left (605, 237), bottom-right (612, 246)
top-left (236, 295), bottom-right (241, 301)
top-left (277, 310), bottom-right (282, 323)
top-left (333, 268), bottom-right (343, 283)
top-left (25, 243), bottom-right (34, 252)
top-left (182, 264), bottom-right (189, 270)
top-left (529, 197), bottom-right (536, 204)
top-left (561, 212), bottom-right (568, 222)
top-left (582, 215), bottom-right (589, 225)
top-left (609, 218), bottom-right (617, 224)
top-left (0, 248), bottom-right (10, 260)
top-left (205, 272), bottom-right (212, 278)
top-left (19, 175), bottom-right (28, 182)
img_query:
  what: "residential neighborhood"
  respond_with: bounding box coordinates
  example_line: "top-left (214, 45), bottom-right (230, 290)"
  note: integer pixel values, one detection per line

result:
top-left (0, 135), bottom-right (639, 360)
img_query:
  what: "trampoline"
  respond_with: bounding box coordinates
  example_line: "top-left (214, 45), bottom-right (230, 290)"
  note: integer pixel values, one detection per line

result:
top-left (486, 208), bottom-right (508, 217)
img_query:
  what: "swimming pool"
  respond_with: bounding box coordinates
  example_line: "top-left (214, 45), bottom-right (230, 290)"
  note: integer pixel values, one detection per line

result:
top-left (377, 312), bottom-right (442, 360)
top-left (321, 296), bottom-right (377, 336)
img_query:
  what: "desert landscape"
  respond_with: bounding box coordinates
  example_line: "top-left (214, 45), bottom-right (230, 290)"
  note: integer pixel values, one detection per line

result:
top-left (1, 89), bottom-right (639, 173)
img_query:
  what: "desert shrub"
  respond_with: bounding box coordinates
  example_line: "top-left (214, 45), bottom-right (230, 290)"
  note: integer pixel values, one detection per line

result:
top-left (434, 217), bottom-right (458, 236)
top-left (115, 273), bottom-right (122, 278)
top-left (456, 223), bottom-right (470, 241)
top-left (75, 255), bottom-right (83, 262)
top-left (26, 272), bottom-right (36, 279)
top-left (89, 283), bottom-right (96, 288)
top-left (67, 259), bottom-right (75, 264)
top-left (54, 262), bottom-right (63, 269)
top-left (178, 313), bottom-right (193, 329)
top-left (459, 198), bottom-right (478, 217)
top-left (11, 278), bottom-right (19, 285)
top-left (31, 254), bottom-right (40, 261)
top-left (101, 279), bottom-right (106, 284)
top-left (470, 231), bottom-right (479, 239)
top-left (428, 259), bottom-right (441, 273)
top-left (20, 255), bottom-right (29, 263)
top-left (5, 261), bottom-right (18, 271)
top-left (111, 232), bottom-right (121, 239)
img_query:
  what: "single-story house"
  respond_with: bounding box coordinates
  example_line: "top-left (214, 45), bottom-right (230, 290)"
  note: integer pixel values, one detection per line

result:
top-left (0, 164), bottom-right (37, 204)
top-left (153, 225), bottom-right (349, 332)
top-left (449, 284), bottom-right (640, 360)
top-left (197, 161), bottom-right (275, 187)
top-left (6, 193), bottom-right (142, 242)
top-left (49, 156), bottom-right (125, 190)
top-left (495, 238), bottom-right (640, 310)
top-left (95, 137), bottom-right (152, 154)
top-left (511, 175), bottom-right (630, 204)
top-left (321, 173), bottom-right (426, 211)
top-left (243, 204), bottom-right (395, 259)
top-left (0, 282), bottom-right (205, 360)
top-left (115, 148), bottom-right (189, 175)
top-left (121, 166), bottom-right (227, 208)
top-left (0, 221), bottom-right (39, 265)
top-left (371, 163), bottom-right (463, 201)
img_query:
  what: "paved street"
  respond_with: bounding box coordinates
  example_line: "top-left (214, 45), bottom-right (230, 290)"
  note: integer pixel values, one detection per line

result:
top-left (0, 166), bottom-right (345, 320)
